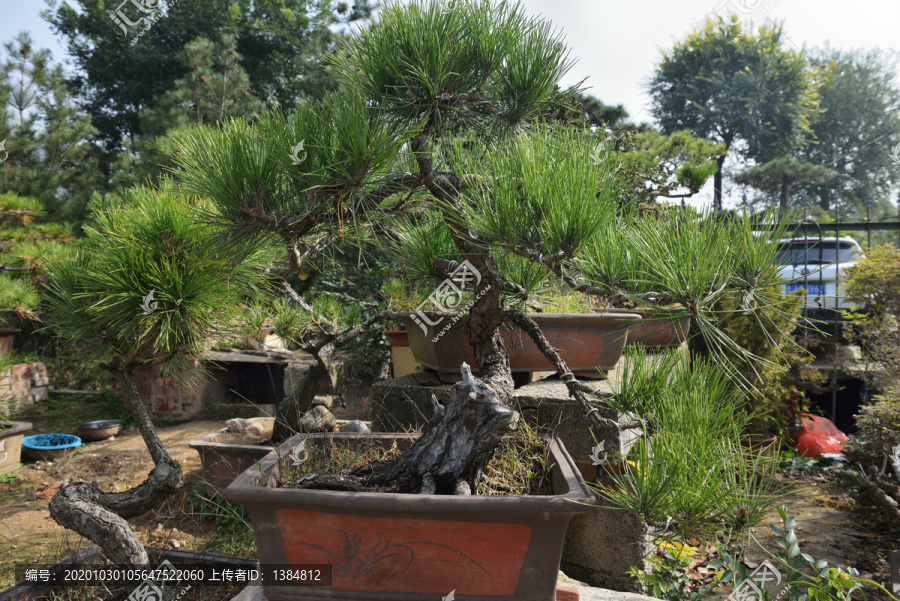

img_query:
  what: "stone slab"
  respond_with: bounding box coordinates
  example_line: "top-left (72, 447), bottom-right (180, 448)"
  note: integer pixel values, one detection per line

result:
top-left (561, 497), bottom-right (653, 593)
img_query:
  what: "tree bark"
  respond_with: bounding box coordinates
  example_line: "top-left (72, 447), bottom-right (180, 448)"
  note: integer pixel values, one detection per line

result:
top-left (295, 363), bottom-right (519, 494)
top-left (779, 180), bottom-right (790, 214)
top-left (714, 154), bottom-right (726, 210)
top-left (49, 368), bottom-right (184, 565)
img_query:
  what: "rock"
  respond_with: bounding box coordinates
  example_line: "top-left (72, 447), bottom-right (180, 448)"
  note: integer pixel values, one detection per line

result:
top-left (341, 420), bottom-right (370, 433)
top-left (300, 405), bottom-right (336, 433)
top-left (310, 395), bottom-right (335, 409)
top-left (225, 418), bottom-right (264, 436)
top-left (170, 539), bottom-right (180, 549)
top-left (36, 485), bottom-right (60, 500)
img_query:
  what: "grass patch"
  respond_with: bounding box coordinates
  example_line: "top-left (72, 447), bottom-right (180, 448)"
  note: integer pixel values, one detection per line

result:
top-left (8, 391), bottom-right (134, 436)
top-left (185, 485), bottom-right (256, 558)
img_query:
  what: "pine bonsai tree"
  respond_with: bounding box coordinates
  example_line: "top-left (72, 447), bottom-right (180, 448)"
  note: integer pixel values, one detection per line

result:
top-left (172, 0), bottom-right (792, 496)
top-left (42, 185), bottom-right (265, 564)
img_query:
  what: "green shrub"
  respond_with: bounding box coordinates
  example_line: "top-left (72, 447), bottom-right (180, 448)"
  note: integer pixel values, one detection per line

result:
top-left (691, 284), bottom-right (818, 433)
top-left (843, 244), bottom-right (900, 394)
top-left (845, 390), bottom-right (900, 468)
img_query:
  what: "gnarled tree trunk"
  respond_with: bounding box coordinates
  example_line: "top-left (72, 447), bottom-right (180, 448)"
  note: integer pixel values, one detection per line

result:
top-left (49, 368), bottom-right (184, 565)
top-left (296, 363), bottom-right (518, 494)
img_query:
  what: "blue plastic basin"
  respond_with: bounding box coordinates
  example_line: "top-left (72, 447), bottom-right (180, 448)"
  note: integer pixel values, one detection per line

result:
top-left (22, 434), bottom-right (82, 461)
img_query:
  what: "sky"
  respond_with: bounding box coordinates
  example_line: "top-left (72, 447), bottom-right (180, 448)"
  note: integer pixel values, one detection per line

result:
top-left (1, 0), bottom-right (899, 207)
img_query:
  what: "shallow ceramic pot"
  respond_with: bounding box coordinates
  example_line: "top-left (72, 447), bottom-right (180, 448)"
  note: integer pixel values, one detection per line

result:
top-left (189, 424), bottom-right (275, 494)
top-left (398, 312), bottom-right (640, 379)
top-left (223, 432), bottom-right (594, 601)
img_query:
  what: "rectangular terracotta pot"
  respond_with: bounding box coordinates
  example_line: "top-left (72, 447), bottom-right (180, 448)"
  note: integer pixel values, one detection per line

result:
top-left (0, 420), bottom-right (31, 475)
top-left (188, 428), bottom-right (275, 494)
top-left (223, 432), bottom-right (594, 601)
top-left (398, 312), bottom-right (640, 379)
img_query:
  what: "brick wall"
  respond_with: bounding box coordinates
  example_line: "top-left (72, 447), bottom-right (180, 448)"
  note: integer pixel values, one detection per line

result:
top-left (0, 362), bottom-right (49, 417)
top-left (131, 361), bottom-right (210, 419)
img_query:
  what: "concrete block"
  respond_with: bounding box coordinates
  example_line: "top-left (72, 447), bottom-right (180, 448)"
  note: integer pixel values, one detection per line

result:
top-left (562, 496), bottom-right (652, 593)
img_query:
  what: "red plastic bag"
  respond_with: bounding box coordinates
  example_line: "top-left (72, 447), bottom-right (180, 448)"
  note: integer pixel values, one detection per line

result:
top-left (793, 414), bottom-right (847, 458)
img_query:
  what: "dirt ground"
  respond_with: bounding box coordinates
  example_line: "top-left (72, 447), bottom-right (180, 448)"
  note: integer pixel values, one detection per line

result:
top-left (0, 421), bottom-right (225, 588)
top-left (0, 420), bottom-right (898, 598)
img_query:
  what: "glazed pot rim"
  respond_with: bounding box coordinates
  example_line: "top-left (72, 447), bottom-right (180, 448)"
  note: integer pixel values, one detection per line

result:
top-left (224, 432), bottom-right (595, 513)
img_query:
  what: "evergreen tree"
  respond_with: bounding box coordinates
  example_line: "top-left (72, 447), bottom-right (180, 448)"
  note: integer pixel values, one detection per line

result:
top-left (649, 17), bottom-right (818, 208)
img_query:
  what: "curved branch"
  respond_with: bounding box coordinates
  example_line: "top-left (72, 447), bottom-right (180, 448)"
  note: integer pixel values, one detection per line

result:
top-left (501, 308), bottom-right (641, 432)
top-left (49, 369), bottom-right (183, 565)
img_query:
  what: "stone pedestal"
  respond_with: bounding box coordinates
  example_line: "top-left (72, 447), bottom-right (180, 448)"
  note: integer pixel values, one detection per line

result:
top-left (561, 496), bottom-right (653, 593)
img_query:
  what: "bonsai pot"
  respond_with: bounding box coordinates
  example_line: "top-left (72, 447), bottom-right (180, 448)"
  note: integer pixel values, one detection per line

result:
top-left (77, 419), bottom-right (124, 441)
top-left (740, 434), bottom-right (778, 459)
top-left (22, 433), bottom-right (82, 461)
top-left (0, 328), bottom-right (20, 359)
top-left (0, 420), bottom-right (32, 475)
top-left (223, 432), bottom-right (594, 601)
top-left (593, 308), bottom-right (691, 349)
top-left (189, 425), bottom-right (275, 494)
top-left (384, 330), bottom-right (421, 378)
top-left (398, 312), bottom-right (640, 379)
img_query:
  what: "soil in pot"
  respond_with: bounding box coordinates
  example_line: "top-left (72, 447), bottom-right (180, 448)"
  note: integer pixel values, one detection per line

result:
top-left (279, 421), bottom-right (553, 496)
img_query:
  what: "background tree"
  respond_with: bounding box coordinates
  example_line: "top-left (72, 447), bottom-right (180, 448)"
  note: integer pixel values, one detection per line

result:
top-left (795, 48), bottom-right (900, 216)
top-left (43, 0), bottom-right (375, 150)
top-left (139, 35), bottom-right (263, 136)
top-left (734, 156), bottom-right (837, 213)
top-left (610, 128), bottom-right (725, 208)
top-left (649, 17), bottom-right (818, 208)
top-left (577, 93), bottom-right (630, 129)
top-left (0, 34), bottom-right (101, 223)
top-left (43, 184), bottom-right (266, 564)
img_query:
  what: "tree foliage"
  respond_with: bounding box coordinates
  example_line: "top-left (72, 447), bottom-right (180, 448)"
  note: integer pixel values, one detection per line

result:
top-left (649, 17), bottom-right (818, 206)
top-left (43, 184), bottom-right (265, 373)
top-left (139, 35), bottom-right (264, 136)
top-left (735, 156), bottom-right (837, 212)
top-left (795, 48), bottom-right (900, 215)
top-left (0, 33), bottom-right (101, 222)
top-left (43, 0), bottom-right (375, 149)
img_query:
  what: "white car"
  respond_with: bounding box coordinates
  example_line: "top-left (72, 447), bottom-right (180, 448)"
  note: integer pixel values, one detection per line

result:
top-left (775, 236), bottom-right (864, 335)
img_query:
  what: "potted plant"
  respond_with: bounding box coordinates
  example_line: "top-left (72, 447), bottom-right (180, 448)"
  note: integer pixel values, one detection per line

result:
top-left (41, 185), bottom-right (267, 565)
top-left (170, 0), bottom-right (794, 595)
top-left (224, 365), bottom-right (595, 601)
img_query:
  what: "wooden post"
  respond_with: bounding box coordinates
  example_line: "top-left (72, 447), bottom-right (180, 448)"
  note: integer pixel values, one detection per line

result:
top-left (891, 550), bottom-right (900, 596)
